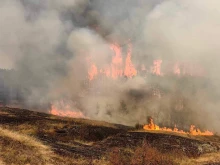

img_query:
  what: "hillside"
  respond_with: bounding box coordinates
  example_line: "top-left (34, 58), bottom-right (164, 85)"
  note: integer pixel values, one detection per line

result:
top-left (0, 107), bottom-right (219, 165)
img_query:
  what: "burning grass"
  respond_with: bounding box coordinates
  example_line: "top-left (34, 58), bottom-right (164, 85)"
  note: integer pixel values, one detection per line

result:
top-left (0, 107), bottom-right (219, 165)
top-left (143, 117), bottom-right (214, 136)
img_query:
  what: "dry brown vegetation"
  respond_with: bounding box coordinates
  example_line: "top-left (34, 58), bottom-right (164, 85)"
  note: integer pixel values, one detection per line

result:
top-left (0, 107), bottom-right (219, 165)
top-left (107, 142), bottom-right (220, 165)
top-left (0, 127), bottom-right (52, 165)
top-left (0, 127), bottom-right (106, 165)
top-left (108, 141), bottom-right (178, 165)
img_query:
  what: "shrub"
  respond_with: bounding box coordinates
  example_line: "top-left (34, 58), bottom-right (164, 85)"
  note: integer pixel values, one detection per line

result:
top-left (130, 141), bottom-right (176, 165)
top-left (108, 141), bottom-right (177, 165)
top-left (108, 147), bottom-right (131, 165)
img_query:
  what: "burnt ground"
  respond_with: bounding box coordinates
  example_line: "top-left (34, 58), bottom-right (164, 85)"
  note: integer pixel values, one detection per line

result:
top-left (0, 107), bottom-right (220, 164)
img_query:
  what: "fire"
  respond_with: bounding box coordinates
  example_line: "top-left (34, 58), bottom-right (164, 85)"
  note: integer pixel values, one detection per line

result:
top-left (143, 117), bottom-right (213, 136)
top-left (87, 43), bottom-right (137, 80)
top-left (141, 64), bottom-right (146, 71)
top-left (174, 62), bottom-right (181, 75)
top-left (151, 59), bottom-right (163, 76)
top-left (110, 43), bottom-right (123, 79)
top-left (124, 43), bottom-right (137, 78)
top-left (173, 62), bottom-right (205, 77)
top-left (50, 101), bottom-right (85, 118)
top-left (87, 42), bottom-right (205, 80)
top-left (88, 63), bottom-right (98, 81)
top-left (189, 125), bottom-right (214, 136)
top-left (100, 66), bottom-right (111, 77)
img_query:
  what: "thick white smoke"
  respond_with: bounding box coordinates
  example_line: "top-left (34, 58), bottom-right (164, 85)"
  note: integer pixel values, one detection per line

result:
top-left (143, 0), bottom-right (220, 132)
top-left (0, 0), bottom-right (220, 132)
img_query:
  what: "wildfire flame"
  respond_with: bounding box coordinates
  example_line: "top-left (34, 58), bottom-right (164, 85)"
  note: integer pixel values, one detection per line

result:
top-left (88, 43), bottom-right (137, 80)
top-left (88, 63), bottom-right (98, 81)
top-left (110, 43), bottom-right (123, 79)
top-left (151, 59), bottom-right (163, 76)
top-left (87, 41), bottom-right (206, 80)
top-left (173, 62), bottom-right (205, 76)
top-left (143, 117), bottom-right (213, 136)
top-left (124, 43), bottom-right (137, 78)
top-left (174, 62), bottom-right (181, 75)
top-left (50, 101), bottom-right (85, 118)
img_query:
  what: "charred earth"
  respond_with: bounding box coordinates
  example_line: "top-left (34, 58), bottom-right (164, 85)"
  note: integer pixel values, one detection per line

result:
top-left (0, 107), bottom-right (219, 165)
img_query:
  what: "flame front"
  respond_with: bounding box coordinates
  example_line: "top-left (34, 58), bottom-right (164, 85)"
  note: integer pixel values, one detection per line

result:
top-left (143, 117), bottom-right (213, 136)
top-left (88, 63), bottom-right (98, 81)
top-left (88, 43), bottom-right (137, 80)
top-left (87, 42), bottom-right (205, 80)
top-left (124, 43), bottom-right (137, 78)
top-left (50, 101), bottom-right (85, 118)
top-left (174, 62), bottom-right (181, 75)
top-left (110, 43), bottom-right (123, 79)
top-left (87, 44), bottom-right (204, 80)
top-left (151, 59), bottom-right (163, 76)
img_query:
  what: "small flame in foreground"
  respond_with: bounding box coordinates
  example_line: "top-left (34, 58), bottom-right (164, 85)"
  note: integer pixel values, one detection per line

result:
top-left (143, 117), bottom-right (213, 136)
top-left (50, 101), bottom-right (85, 118)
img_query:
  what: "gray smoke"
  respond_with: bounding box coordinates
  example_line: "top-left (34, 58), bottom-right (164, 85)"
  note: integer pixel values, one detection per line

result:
top-left (0, 0), bottom-right (220, 132)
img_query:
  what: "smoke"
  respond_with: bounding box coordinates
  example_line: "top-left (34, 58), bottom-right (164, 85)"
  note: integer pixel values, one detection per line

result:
top-left (0, 0), bottom-right (220, 132)
top-left (143, 0), bottom-right (220, 132)
top-left (0, 0), bottom-right (86, 107)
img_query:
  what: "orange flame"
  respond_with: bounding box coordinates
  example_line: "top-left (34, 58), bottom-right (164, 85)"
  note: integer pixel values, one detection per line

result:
top-left (87, 42), bottom-right (138, 80)
top-left (100, 66), bottom-right (111, 77)
top-left (88, 63), bottom-right (98, 81)
top-left (124, 43), bottom-right (137, 78)
top-left (174, 62), bottom-right (181, 75)
top-left (143, 118), bottom-right (213, 136)
top-left (141, 64), bottom-right (146, 71)
top-left (151, 59), bottom-right (163, 76)
top-left (87, 42), bottom-right (205, 79)
top-left (50, 101), bottom-right (85, 118)
top-left (110, 44), bottom-right (123, 79)
top-left (172, 62), bottom-right (205, 77)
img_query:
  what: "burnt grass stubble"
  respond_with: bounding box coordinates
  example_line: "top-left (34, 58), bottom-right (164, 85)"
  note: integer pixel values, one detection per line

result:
top-left (0, 107), bottom-right (219, 160)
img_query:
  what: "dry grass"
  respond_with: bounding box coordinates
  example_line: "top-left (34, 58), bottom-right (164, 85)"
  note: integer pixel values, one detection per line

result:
top-left (73, 139), bottom-right (94, 146)
top-left (0, 127), bottom-right (53, 165)
top-left (15, 123), bottom-right (38, 135)
top-left (177, 152), bottom-right (220, 165)
top-left (134, 129), bottom-right (195, 139)
top-left (108, 141), bottom-right (178, 165)
top-left (0, 108), bottom-right (219, 165)
top-left (0, 127), bottom-right (101, 165)
top-left (49, 115), bottom-right (119, 129)
top-left (0, 126), bottom-right (217, 165)
top-left (108, 145), bottom-right (220, 165)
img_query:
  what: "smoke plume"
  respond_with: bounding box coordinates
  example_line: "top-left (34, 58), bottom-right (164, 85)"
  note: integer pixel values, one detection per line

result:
top-left (0, 0), bottom-right (220, 132)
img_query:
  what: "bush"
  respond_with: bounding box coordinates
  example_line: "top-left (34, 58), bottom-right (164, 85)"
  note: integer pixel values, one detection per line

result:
top-left (130, 141), bottom-right (176, 165)
top-left (108, 147), bottom-right (131, 165)
top-left (108, 141), bottom-right (177, 165)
